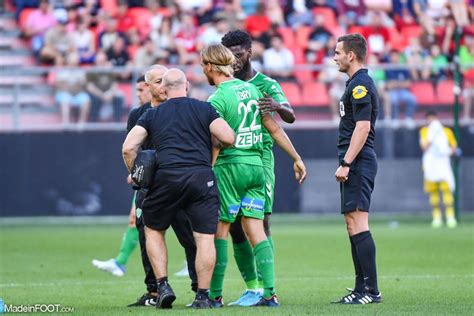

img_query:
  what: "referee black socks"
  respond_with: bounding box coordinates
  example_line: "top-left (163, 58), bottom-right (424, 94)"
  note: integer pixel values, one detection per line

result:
top-left (349, 236), bottom-right (365, 293)
top-left (351, 230), bottom-right (379, 294)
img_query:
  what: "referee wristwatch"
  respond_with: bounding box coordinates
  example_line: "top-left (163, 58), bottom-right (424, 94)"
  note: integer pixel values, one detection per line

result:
top-left (340, 159), bottom-right (351, 168)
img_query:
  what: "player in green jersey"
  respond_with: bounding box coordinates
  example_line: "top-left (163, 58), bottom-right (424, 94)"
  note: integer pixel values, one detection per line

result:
top-left (221, 30), bottom-right (297, 305)
top-left (200, 43), bottom-right (306, 307)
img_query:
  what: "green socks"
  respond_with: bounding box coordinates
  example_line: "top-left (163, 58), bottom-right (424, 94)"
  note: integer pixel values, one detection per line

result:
top-left (233, 240), bottom-right (259, 290)
top-left (254, 240), bottom-right (276, 299)
top-left (210, 239), bottom-right (228, 299)
top-left (115, 227), bottom-right (139, 266)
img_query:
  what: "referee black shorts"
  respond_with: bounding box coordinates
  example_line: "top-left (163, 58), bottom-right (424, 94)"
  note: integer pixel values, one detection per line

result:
top-left (339, 147), bottom-right (377, 214)
top-left (142, 167), bottom-right (219, 234)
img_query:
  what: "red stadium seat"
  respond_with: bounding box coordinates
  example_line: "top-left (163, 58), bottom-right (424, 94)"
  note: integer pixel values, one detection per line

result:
top-left (436, 80), bottom-right (455, 105)
top-left (388, 27), bottom-right (406, 51)
top-left (280, 82), bottom-right (303, 106)
top-left (19, 8), bottom-right (35, 31)
top-left (128, 7), bottom-right (152, 37)
top-left (294, 70), bottom-right (314, 83)
top-left (290, 47), bottom-right (306, 64)
top-left (312, 7), bottom-right (337, 28)
top-left (278, 26), bottom-right (295, 48)
top-left (295, 25), bottom-right (312, 50)
top-left (401, 25), bottom-right (423, 43)
top-left (411, 81), bottom-right (436, 106)
top-left (301, 82), bottom-right (329, 107)
top-left (348, 25), bottom-right (364, 36)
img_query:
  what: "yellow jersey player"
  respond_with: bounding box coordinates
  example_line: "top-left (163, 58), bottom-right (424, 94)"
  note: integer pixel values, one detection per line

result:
top-left (419, 110), bottom-right (458, 228)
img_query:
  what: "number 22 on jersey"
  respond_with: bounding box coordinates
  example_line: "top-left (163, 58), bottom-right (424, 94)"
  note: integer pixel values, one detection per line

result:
top-left (236, 100), bottom-right (262, 148)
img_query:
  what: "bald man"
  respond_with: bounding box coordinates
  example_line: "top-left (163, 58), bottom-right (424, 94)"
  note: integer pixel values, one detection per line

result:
top-left (123, 68), bottom-right (235, 309)
top-left (125, 66), bottom-right (201, 307)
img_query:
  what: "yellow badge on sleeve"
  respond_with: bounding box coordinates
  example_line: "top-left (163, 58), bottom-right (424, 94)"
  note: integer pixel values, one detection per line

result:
top-left (352, 85), bottom-right (368, 100)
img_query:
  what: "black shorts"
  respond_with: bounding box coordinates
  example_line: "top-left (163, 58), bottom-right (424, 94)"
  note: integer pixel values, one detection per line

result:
top-left (339, 147), bottom-right (377, 214)
top-left (142, 167), bottom-right (219, 234)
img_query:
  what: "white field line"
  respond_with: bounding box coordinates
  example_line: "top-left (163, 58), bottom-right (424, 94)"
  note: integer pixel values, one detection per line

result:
top-left (1, 274), bottom-right (472, 288)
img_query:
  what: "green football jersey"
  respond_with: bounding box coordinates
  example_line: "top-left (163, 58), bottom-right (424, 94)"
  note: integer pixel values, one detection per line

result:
top-left (208, 78), bottom-right (264, 166)
top-left (248, 72), bottom-right (288, 166)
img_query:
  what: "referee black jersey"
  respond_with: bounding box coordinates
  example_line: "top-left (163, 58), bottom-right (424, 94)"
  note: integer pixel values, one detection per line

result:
top-left (338, 68), bottom-right (379, 152)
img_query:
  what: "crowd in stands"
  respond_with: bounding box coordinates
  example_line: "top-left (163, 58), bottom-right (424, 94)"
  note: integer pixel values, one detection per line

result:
top-left (12, 0), bottom-right (474, 126)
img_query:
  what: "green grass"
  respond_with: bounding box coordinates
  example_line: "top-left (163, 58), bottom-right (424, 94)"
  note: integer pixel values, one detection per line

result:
top-left (0, 215), bottom-right (473, 315)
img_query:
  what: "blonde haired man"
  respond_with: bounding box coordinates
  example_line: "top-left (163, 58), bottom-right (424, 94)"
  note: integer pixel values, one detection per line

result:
top-left (201, 43), bottom-right (306, 307)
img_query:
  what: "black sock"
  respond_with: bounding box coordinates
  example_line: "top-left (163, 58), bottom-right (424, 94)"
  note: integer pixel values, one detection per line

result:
top-left (351, 231), bottom-right (379, 294)
top-left (156, 276), bottom-right (168, 287)
top-left (349, 237), bottom-right (365, 293)
top-left (197, 288), bottom-right (209, 298)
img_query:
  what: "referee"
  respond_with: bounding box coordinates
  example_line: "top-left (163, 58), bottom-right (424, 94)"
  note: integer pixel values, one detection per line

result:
top-left (332, 34), bottom-right (382, 305)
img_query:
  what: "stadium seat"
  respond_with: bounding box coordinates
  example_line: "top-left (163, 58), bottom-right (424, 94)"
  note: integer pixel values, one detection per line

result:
top-left (278, 26), bottom-right (295, 48)
top-left (312, 7), bottom-right (337, 29)
top-left (348, 25), bottom-right (364, 35)
top-left (290, 47), bottom-right (306, 64)
top-left (294, 69), bottom-right (314, 83)
top-left (19, 8), bottom-right (35, 31)
top-left (388, 27), bottom-right (406, 51)
top-left (128, 7), bottom-right (152, 38)
top-left (20, 112), bottom-right (62, 126)
top-left (401, 25), bottom-right (423, 43)
top-left (436, 80), bottom-right (455, 105)
top-left (279, 82), bottom-right (303, 106)
top-left (411, 81), bottom-right (436, 106)
top-left (295, 25), bottom-right (312, 50)
top-left (301, 82), bottom-right (329, 107)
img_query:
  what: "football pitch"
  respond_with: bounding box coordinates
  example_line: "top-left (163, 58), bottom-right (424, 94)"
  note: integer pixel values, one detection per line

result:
top-left (0, 214), bottom-right (473, 315)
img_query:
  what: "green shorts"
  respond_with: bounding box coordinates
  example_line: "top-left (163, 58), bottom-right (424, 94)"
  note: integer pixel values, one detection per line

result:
top-left (214, 163), bottom-right (265, 223)
top-left (263, 166), bottom-right (275, 214)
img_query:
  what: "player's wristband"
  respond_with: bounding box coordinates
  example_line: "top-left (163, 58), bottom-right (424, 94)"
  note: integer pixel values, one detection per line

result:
top-left (340, 159), bottom-right (351, 168)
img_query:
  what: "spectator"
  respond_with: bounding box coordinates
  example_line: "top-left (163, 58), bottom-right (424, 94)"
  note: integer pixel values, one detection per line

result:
top-left (392, 0), bottom-right (418, 29)
top-left (176, 0), bottom-right (213, 24)
top-left (318, 57), bottom-right (346, 123)
top-left (150, 16), bottom-right (177, 63)
top-left (308, 13), bottom-right (332, 49)
top-left (385, 50), bottom-right (417, 128)
top-left (460, 34), bottom-right (474, 124)
top-left (39, 15), bottom-right (74, 65)
top-left (404, 37), bottom-right (431, 81)
top-left (245, 2), bottom-right (271, 39)
top-left (263, 34), bottom-right (295, 81)
top-left (23, 0), bottom-right (57, 54)
top-left (361, 11), bottom-right (391, 55)
top-left (15, 0), bottom-right (39, 22)
top-left (216, 0), bottom-right (245, 30)
top-left (77, 0), bottom-right (101, 27)
top-left (285, 0), bottom-right (314, 29)
top-left (428, 44), bottom-right (449, 83)
top-left (54, 52), bottom-right (91, 124)
top-left (86, 51), bottom-right (125, 122)
top-left (367, 53), bottom-right (389, 120)
top-left (266, 0), bottom-right (285, 26)
top-left (134, 38), bottom-right (161, 68)
top-left (106, 36), bottom-right (130, 67)
top-left (175, 13), bottom-right (199, 64)
top-left (115, 1), bottom-right (135, 33)
top-left (99, 17), bottom-right (126, 51)
top-left (71, 17), bottom-right (96, 64)
top-left (197, 14), bottom-right (230, 48)
top-left (335, 0), bottom-right (367, 25)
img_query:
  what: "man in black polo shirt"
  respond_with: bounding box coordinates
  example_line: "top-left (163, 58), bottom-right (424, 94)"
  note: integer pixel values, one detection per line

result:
top-left (126, 66), bottom-right (199, 307)
top-left (332, 34), bottom-right (382, 305)
top-left (123, 68), bottom-right (235, 309)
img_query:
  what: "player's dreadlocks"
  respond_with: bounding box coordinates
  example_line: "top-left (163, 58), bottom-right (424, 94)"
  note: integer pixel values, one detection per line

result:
top-left (221, 30), bottom-right (252, 49)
